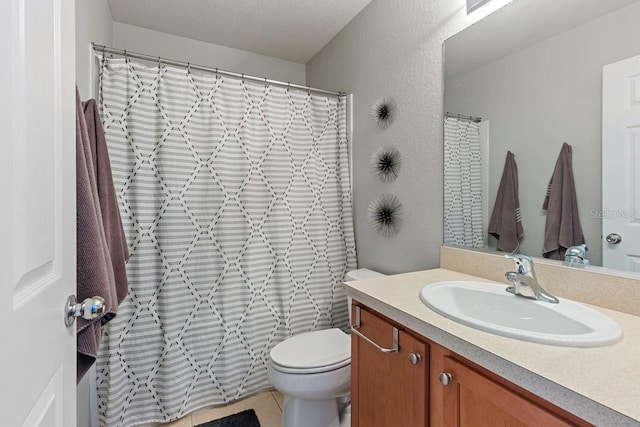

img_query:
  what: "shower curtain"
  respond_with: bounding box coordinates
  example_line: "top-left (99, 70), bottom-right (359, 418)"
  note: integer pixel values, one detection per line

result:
top-left (443, 116), bottom-right (484, 247)
top-left (96, 57), bottom-right (356, 426)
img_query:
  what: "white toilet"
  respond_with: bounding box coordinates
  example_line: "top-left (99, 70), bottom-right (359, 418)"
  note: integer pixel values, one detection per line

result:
top-left (268, 268), bottom-right (385, 427)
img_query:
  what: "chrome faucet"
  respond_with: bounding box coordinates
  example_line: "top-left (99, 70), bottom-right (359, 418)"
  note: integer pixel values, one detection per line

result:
top-left (504, 254), bottom-right (559, 304)
top-left (564, 244), bottom-right (589, 268)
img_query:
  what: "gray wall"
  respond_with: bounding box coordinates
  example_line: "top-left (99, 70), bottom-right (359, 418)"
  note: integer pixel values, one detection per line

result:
top-left (112, 22), bottom-right (306, 85)
top-left (76, 0), bottom-right (113, 99)
top-left (306, 0), bottom-right (502, 274)
top-left (77, 8), bottom-right (307, 98)
top-left (445, 2), bottom-right (640, 265)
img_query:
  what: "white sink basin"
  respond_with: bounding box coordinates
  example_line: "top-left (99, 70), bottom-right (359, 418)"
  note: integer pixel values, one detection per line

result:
top-left (420, 281), bottom-right (622, 347)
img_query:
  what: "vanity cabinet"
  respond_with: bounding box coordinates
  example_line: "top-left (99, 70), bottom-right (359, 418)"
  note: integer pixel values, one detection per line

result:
top-left (351, 304), bottom-right (428, 427)
top-left (430, 345), bottom-right (588, 427)
top-left (351, 303), bottom-right (591, 427)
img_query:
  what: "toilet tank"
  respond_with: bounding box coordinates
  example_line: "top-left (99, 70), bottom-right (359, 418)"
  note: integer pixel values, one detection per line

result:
top-left (344, 268), bottom-right (386, 325)
top-left (345, 268), bottom-right (385, 282)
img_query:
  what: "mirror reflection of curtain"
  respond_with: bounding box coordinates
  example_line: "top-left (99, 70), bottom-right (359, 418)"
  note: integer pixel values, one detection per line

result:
top-left (444, 116), bottom-right (485, 247)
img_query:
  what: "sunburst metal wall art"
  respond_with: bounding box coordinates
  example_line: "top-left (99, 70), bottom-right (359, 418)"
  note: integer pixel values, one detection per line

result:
top-left (368, 193), bottom-right (402, 237)
top-left (371, 97), bottom-right (396, 129)
top-left (370, 146), bottom-right (402, 182)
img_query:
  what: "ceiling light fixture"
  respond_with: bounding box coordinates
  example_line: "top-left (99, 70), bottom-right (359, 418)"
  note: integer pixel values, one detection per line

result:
top-left (467, 0), bottom-right (492, 14)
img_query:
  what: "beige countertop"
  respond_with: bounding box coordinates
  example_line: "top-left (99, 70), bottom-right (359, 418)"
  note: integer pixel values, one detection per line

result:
top-left (344, 268), bottom-right (640, 426)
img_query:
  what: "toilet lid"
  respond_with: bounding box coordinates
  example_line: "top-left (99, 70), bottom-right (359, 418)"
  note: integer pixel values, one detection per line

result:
top-left (270, 328), bottom-right (350, 373)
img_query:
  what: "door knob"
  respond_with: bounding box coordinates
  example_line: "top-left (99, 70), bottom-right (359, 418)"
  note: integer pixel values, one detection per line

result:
top-left (409, 353), bottom-right (421, 364)
top-left (606, 233), bottom-right (622, 244)
top-left (439, 372), bottom-right (453, 386)
top-left (65, 295), bottom-right (106, 327)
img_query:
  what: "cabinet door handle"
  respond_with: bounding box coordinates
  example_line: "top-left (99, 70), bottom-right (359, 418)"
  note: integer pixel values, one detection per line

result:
top-left (439, 372), bottom-right (453, 386)
top-left (409, 353), bottom-right (421, 364)
top-left (350, 306), bottom-right (399, 353)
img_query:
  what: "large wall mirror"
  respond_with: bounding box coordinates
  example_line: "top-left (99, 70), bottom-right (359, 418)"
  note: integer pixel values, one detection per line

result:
top-left (443, 0), bottom-right (640, 272)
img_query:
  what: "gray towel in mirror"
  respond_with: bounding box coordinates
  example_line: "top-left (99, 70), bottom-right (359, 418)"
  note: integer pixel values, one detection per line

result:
top-left (488, 151), bottom-right (523, 253)
top-left (542, 142), bottom-right (585, 259)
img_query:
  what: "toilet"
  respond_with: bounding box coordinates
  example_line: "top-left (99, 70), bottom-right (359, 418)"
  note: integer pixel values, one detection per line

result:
top-left (268, 269), bottom-right (385, 427)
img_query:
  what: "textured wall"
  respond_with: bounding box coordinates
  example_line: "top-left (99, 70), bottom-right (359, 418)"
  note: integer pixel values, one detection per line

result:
top-left (112, 22), bottom-right (306, 85)
top-left (76, 0), bottom-right (113, 99)
top-left (306, 0), bottom-right (507, 274)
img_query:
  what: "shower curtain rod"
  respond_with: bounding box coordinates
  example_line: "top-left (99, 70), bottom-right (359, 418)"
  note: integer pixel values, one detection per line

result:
top-left (445, 112), bottom-right (482, 123)
top-left (92, 43), bottom-right (345, 97)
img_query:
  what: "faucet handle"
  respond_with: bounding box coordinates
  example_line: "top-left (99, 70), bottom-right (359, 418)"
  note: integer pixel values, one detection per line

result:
top-left (504, 254), bottom-right (534, 274)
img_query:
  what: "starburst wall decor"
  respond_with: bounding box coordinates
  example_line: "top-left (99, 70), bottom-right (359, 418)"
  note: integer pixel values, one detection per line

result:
top-left (370, 146), bottom-right (402, 182)
top-left (368, 193), bottom-right (402, 237)
top-left (371, 97), bottom-right (396, 129)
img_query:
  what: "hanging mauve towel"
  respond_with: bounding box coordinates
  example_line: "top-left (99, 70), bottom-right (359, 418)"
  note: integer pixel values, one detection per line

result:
top-left (76, 89), bottom-right (129, 383)
top-left (488, 151), bottom-right (523, 253)
top-left (542, 142), bottom-right (585, 260)
top-left (82, 98), bottom-right (130, 302)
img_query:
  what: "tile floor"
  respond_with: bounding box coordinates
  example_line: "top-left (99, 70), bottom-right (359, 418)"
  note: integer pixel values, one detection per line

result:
top-left (158, 390), bottom-right (283, 427)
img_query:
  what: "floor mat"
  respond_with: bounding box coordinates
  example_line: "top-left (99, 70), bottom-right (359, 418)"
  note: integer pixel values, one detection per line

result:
top-left (194, 409), bottom-right (261, 427)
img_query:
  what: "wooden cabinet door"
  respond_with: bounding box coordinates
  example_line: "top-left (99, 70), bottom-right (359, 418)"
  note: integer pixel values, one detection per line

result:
top-left (351, 305), bottom-right (428, 427)
top-left (436, 355), bottom-right (581, 427)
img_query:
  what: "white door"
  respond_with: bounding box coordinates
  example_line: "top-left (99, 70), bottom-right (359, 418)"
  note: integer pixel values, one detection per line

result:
top-left (602, 54), bottom-right (640, 272)
top-left (0, 1), bottom-right (76, 426)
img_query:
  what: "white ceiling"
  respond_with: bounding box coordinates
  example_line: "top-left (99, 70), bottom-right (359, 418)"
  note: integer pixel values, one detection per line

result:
top-left (445, 0), bottom-right (640, 80)
top-left (107, 0), bottom-right (372, 64)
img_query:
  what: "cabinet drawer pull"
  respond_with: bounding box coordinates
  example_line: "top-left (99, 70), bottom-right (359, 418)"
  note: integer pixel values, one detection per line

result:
top-left (409, 353), bottom-right (421, 364)
top-left (439, 372), bottom-right (453, 386)
top-left (351, 307), bottom-right (399, 353)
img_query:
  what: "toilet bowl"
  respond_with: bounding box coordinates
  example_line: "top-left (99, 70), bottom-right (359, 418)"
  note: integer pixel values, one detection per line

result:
top-left (268, 268), bottom-right (385, 427)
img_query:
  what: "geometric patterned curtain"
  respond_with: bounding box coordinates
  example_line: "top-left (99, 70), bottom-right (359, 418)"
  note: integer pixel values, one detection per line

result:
top-left (96, 57), bottom-right (357, 426)
top-left (443, 116), bottom-right (485, 248)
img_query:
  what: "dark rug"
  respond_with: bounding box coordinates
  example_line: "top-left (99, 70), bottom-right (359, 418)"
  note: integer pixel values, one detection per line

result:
top-left (194, 409), bottom-right (261, 427)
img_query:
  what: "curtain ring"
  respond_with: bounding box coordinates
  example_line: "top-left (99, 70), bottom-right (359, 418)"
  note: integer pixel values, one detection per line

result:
top-left (287, 82), bottom-right (291, 91)
top-left (264, 77), bottom-right (268, 88)
top-left (187, 62), bottom-right (191, 74)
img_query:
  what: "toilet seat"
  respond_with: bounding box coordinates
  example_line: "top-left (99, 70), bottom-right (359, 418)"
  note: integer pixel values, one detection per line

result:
top-left (270, 328), bottom-right (350, 374)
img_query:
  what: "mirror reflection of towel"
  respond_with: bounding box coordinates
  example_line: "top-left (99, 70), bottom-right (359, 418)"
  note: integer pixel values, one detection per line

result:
top-left (542, 142), bottom-right (585, 259)
top-left (488, 151), bottom-right (523, 252)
